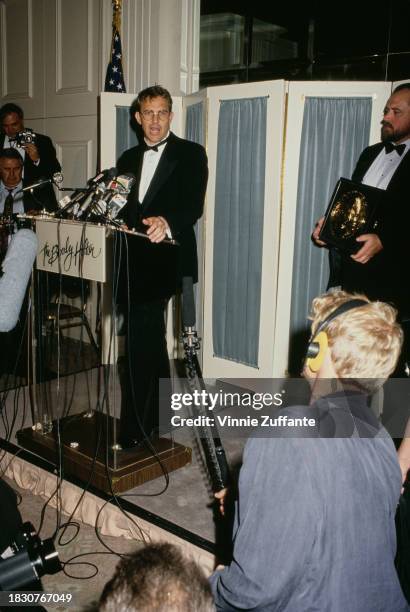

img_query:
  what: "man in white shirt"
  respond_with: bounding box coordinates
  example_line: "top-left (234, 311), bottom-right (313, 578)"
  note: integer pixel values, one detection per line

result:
top-left (115, 85), bottom-right (208, 449)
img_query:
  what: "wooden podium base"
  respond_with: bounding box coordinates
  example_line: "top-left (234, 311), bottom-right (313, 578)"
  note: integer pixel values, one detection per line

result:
top-left (16, 411), bottom-right (192, 494)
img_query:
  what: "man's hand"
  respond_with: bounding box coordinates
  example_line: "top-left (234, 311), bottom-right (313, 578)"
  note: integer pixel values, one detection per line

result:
top-left (312, 216), bottom-right (326, 246)
top-left (351, 234), bottom-right (383, 264)
top-left (214, 487), bottom-right (228, 517)
top-left (24, 143), bottom-right (40, 163)
top-left (142, 216), bottom-right (169, 243)
top-left (397, 435), bottom-right (410, 492)
top-left (398, 456), bottom-right (410, 493)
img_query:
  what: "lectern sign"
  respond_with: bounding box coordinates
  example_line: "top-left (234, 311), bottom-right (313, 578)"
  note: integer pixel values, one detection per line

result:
top-left (35, 218), bottom-right (107, 282)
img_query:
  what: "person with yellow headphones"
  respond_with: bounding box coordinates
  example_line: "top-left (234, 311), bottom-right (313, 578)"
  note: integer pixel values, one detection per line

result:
top-left (210, 290), bottom-right (409, 611)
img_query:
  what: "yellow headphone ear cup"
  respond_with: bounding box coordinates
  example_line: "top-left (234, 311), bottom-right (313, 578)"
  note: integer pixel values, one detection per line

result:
top-left (306, 331), bottom-right (329, 373)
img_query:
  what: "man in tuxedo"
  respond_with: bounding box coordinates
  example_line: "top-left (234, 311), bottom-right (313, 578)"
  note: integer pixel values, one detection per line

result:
top-left (312, 82), bottom-right (410, 489)
top-left (313, 83), bottom-right (410, 316)
top-left (115, 85), bottom-right (208, 449)
top-left (0, 102), bottom-right (60, 209)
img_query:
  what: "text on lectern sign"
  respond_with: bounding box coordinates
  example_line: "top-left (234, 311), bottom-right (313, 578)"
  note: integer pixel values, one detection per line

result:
top-left (35, 218), bottom-right (107, 282)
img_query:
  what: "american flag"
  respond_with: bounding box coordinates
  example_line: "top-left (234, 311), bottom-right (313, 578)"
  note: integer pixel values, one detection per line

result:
top-left (104, 26), bottom-right (126, 92)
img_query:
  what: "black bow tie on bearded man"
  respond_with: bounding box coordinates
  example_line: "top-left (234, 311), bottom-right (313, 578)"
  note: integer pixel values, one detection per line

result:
top-left (384, 141), bottom-right (406, 156)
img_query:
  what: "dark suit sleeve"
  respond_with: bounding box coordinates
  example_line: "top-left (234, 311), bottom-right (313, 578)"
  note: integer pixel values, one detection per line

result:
top-left (31, 134), bottom-right (61, 179)
top-left (164, 144), bottom-right (208, 236)
top-left (22, 133), bottom-right (61, 212)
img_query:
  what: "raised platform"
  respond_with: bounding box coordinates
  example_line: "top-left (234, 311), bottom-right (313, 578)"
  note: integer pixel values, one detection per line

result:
top-left (16, 411), bottom-right (192, 494)
top-left (1, 367), bottom-right (243, 553)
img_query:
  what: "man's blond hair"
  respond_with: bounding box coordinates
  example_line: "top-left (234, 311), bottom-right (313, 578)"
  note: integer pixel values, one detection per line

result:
top-left (310, 291), bottom-right (403, 392)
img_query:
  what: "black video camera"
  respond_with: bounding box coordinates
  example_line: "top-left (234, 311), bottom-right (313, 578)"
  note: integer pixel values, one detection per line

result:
top-left (13, 129), bottom-right (36, 147)
top-left (0, 522), bottom-right (62, 591)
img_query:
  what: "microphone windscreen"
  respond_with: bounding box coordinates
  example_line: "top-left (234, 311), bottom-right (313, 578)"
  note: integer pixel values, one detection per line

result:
top-left (53, 172), bottom-right (64, 184)
top-left (107, 193), bottom-right (128, 219)
top-left (116, 173), bottom-right (136, 193)
top-left (0, 230), bottom-right (38, 332)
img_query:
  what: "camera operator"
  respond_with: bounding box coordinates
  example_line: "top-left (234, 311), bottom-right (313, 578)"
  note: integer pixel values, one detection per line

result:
top-left (0, 103), bottom-right (60, 210)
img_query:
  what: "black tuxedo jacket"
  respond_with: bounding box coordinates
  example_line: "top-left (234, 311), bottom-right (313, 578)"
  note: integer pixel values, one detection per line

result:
top-left (331, 142), bottom-right (410, 316)
top-left (0, 131), bottom-right (61, 211)
top-left (116, 132), bottom-right (208, 287)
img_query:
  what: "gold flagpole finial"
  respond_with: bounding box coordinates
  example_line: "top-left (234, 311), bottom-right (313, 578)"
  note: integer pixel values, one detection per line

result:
top-left (112, 0), bottom-right (122, 30)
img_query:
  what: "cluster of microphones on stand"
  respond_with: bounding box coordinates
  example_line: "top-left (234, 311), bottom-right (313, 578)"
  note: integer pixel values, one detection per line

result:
top-left (0, 168), bottom-right (135, 334)
top-left (24, 167), bottom-right (136, 223)
top-left (55, 168), bottom-right (135, 222)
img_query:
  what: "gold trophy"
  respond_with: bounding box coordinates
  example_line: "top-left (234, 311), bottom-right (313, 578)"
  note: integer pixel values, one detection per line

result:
top-left (319, 178), bottom-right (384, 253)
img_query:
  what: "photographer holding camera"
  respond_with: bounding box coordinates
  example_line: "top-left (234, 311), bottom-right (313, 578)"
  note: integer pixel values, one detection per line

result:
top-left (0, 103), bottom-right (60, 210)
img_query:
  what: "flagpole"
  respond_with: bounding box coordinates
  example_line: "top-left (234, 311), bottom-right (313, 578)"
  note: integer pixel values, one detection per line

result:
top-left (112, 0), bottom-right (122, 32)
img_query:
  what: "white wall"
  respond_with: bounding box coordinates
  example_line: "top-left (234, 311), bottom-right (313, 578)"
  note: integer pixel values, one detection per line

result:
top-left (0, 0), bottom-right (201, 189)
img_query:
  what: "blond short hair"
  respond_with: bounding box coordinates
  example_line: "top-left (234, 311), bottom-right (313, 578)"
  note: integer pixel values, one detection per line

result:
top-left (310, 291), bottom-right (403, 392)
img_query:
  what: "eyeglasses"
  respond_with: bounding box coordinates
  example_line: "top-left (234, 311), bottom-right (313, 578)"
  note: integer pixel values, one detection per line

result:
top-left (141, 110), bottom-right (170, 121)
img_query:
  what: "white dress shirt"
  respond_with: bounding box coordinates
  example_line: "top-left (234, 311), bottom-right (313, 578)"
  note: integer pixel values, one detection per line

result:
top-left (362, 139), bottom-right (410, 189)
top-left (138, 132), bottom-right (170, 202)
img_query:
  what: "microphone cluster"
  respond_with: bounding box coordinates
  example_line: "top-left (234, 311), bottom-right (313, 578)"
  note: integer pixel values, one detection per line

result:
top-left (0, 170), bottom-right (135, 333)
top-left (56, 168), bottom-right (135, 222)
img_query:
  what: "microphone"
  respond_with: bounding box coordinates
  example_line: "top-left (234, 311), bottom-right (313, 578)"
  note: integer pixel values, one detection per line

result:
top-left (57, 188), bottom-right (88, 217)
top-left (52, 172), bottom-right (64, 186)
top-left (56, 168), bottom-right (116, 219)
top-left (86, 167), bottom-right (117, 188)
top-left (0, 229), bottom-right (38, 332)
top-left (21, 172), bottom-right (64, 192)
top-left (113, 173), bottom-right (136, 194)
top-left (74, 168), bottom-right (117, 220)
top-left (104, 173), bottom-right (136, 220)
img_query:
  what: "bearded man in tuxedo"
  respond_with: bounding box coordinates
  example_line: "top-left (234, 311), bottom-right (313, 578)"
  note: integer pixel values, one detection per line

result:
top-left (313, 83), bottom-right (410, 317)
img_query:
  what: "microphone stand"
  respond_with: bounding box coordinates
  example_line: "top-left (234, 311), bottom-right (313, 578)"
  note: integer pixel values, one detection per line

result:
top-left (181, 277), bottom-right (230, 492)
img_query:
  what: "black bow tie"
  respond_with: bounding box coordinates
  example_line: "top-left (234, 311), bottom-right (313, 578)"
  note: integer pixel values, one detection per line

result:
top-left (142, 137), bottom-right (169, 152)
top-left (384, 142), bottom-right (406, 156)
